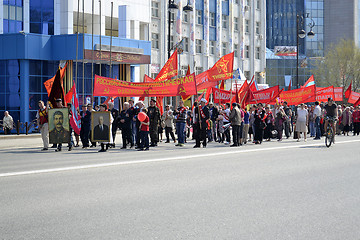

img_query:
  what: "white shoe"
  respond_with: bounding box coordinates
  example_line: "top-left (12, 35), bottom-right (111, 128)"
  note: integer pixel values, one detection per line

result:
top-left (224, 141), bottom-right (229, 145)
top-left (297, 139), bottom-right (300, 142)
top-left (304, 139), bottom-right (307, 142)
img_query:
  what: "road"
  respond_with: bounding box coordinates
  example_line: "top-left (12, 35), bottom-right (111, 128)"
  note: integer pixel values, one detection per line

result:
top-left (1, 135), bottom-right (360, 239)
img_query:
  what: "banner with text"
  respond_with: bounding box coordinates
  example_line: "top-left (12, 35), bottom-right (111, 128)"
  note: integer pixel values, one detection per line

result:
top-left (316, 86), bottom-right (335, 102)
top-left (279, 85), bottom-right (316, 106)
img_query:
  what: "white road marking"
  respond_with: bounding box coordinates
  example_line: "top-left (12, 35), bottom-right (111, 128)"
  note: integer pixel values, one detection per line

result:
top-left (1, 139), bottom-right (360, 178)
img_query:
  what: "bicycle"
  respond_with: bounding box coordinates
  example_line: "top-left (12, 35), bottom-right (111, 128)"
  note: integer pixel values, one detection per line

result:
top-left (325, 116), bottom-right (336, 148)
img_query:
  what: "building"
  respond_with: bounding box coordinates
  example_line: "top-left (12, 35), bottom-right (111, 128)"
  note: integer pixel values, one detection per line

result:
top-left (0, 0), bottom-right (151, 127)
top-left (150, 0), bottom-right (266, 92)
top-left (324, 0), bottom-right (360, 49)
top-left (266, 0), bottom-right (324, 89)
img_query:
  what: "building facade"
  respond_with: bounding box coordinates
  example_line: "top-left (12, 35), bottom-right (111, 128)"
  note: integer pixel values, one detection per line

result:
top-left (0, 0), bottom-right (151, 128)
top-left (150, 0), bottom-right (266, 90)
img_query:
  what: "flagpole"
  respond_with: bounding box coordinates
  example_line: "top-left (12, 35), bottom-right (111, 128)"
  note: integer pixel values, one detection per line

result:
top-left (91, 0), bottom-right (94, 104)
top-left (82, 0), bottom-right (85, 104)
top-left (75, 0), bottom-right (80, 90)
top-left (99, 0), bottom-right (102, 76)
top-left (109, 2), bottom-right (113, 76)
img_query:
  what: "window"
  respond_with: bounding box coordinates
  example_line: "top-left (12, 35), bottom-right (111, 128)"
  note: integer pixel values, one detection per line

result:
top-left (245, 45), bottom-right (249, 58)
top-left (210, 41), bottom-right (216, 55)
top-left (235, 0), bottom-right (240, 4)
top-left (170, 36), bottom-right (174, 50)
top-left (256, 47), bottom-right (260, 59)
top-left (3, 0), bottom-right (23, 33)
top-left (152, 33), bottom-right (159, 49)
top-left (181, 66), bottom-right (188, 76)
top-left (196, 39), bottom-right (202, 53)
top-left (256, 0), bottom-right (260, 9)
top-left (210, 12), bottom-right (216, 27)
top-left (222, 42), bottom-right (227, 56)
top-left (151, 1), bottom-right (159, 18)
top-left (30, 0), bottom-right (54, 35)
top-left (222, 15), bottom-right (228, 29)
top-left (184, 37), bottom-right (189, 52)
top-left (256, 22), bottom-right (260, 34)
top-left (196, 67), bottom-right (203, 75)
top-left (245, 20), bottom-right (249, 33)
top-left (234, 17), bottom-right (239, 31)
top-left (244, 71), bottom-right (250, 80)
top-left (196, 10), bottom-right (202, 24)
top-left (234, 44), bottom-right (238, 58)
top-left (183, 11), bottom-right (189, 23)
top-left (170, 12), bottom-right (175, 22)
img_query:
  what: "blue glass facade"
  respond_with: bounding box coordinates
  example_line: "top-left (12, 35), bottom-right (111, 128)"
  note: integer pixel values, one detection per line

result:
top-left (29, 0), bottom-right (54, 35)
top-left (2, 0), bottom-right (23, 33)
top-left (304, 0), bottom-right (324, 57)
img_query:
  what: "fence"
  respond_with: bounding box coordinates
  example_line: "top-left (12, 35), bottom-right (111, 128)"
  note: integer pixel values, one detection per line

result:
top-left (0, 119), bottom-right (39, 135)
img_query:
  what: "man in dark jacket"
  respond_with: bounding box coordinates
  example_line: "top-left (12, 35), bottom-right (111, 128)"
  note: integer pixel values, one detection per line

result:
top-left (173, 100), bottom-right (187, 146)
top-left (208, 102), bottom-right (219, 142)
top-left (229, 103), bottom-right (242, 147)
top-left (108, 102), bottom-right (119, 148)
top-left (119, 102), bottom-right (133, 149)
top-left (147, 99), bottom-right (161, 147)
top-left (80, 105), bottom-right (91, 148)
top-left (194, 98), bottom-right (210, 148)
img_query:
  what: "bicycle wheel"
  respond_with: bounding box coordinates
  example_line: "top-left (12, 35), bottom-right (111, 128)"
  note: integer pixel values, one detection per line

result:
top-left (325, 127), bottom-right (333, 148)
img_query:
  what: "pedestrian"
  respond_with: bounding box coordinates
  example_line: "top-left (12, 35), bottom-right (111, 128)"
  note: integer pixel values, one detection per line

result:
top-left (254, 103), bottom-right (265, 144)
top-left (341, 107), bottom-right (352, 136)
top-left (308, 105), bottom-right (315, 137)
top-left (313, 101), bottom-right (322, 140)
top-left (282, 101), bottom-right (292, 139)
top-left (66, 103), bottom-right (75, 151)
top-left (352, 106), bottom-right (360, 136)
top-left (138, 108), bottom-right (150, 151)
top-left (147, 99), bottom-right (161, 147)
top-left (229, 103), bottom-right (242, 147)
top-left (88, 104), bottom-right (97, 148)
top-left (208, 102), bottom-right (219, 142)
top-left (193, 98), bottom-right (210, 148)
top-left (296, 103), bottom-right (308, 142)
top-left (174, 100), bottom-right (187, 146)
top-left (53, 98), bottom-right (72, 152)
top-left (118, 102), bottom-right (133, 149)
top-left (242, 107), bottom-right (250, 144)
top-left (275, 108), bottom-right (286, 141)
top-left (223, 103), bottom-right (231, 144)
top-left (263, 106), bottom-right (275, 141)
top-left (80, 104), bottom-right (91, 148)
top-left (98, 104), bottom-right (113, 152)
top-left (108, 102), bottom-right (119, 148)
top-left (36, 101), bottom-right (49, 150)
top-left (162, 105), bottom-right (176, 143)
top-left (3, 111), bottom-right (13, 135)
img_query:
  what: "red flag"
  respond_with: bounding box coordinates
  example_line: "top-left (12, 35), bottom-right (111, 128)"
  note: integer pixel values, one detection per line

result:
top-left (205, 88), bottom-right (212, 103)
top-left (279, 85), bottom-right (317, 105)
top-left (65, 84), bottom-right (75, 104)
top-left (207, 52), bottom-right (234, 82)
top-left (44, 63), bottom-right (67, 96)
top-left (354, 96), bottom-right (360, 107)
top-left (155, 49), bottom-right (178, 81)
top-left (181, 66), bottom-right (193, 101)
top-left (288, 79), bottom-right (292, 91)
top-left (48, 67), bottom-right (65, 107)
top-left (144, 74), bottom-right (155, 83)
top-left (69, 83), bottom-right (81, 135)
top-left (220, 80), bottom-right (225, 90)
top-left (345, 81), bottom-right (352, 99)
top-left (348, 91), bottom-right (360, 104)
top-left (196, 92), bottom-right (205, 102)
top-left (196, 71), bottom-right (218, 91)
top-left (156, 97), bottom-right (164, 115)
top-left (301, 75), bottom-right (315, 88)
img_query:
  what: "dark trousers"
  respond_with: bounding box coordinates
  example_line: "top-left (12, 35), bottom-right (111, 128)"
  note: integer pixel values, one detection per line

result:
top-left (80, 128), bottom-right (90, 147)
top-left (122, 127), bottom-right (133, 147)
top-left (284, 121), bottom-right (291, 138)
top-left (4, 127), bottom-right (11, 135)
top-left (232, 125), bottom-right (241, 146)
top-left (254, 124), bottom-right (264, 142)
top-left (139, 130), bottom-right (149, 149)
top-left (149, 124), bottom-right (159, 145)
top-left (224, 127), bottom-right (231, 143)
top-left (315, 117), bottom-right (321, 139)
top-left (354, 122), bottom-right (360, 135)
top-left (195, 124), bottom-right (207, 147)
top-left (165, 127), bottom-right (176, 142)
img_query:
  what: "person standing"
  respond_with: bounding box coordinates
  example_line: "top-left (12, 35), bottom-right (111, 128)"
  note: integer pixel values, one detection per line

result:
top-left (3, 111), bottom-right (14, 135)
top-left (163, 105), bottom-right (176, 143)
top-left (282, 101), bottom-right (292, 139)
top-left (108, 102), bottom-right (119, 148)
top-left (254, 103), bottom-right (266, 144)
top-left (88, 104), bottom-right (97, 148)
top-left (352, 106), bottom-right (360, 136)
top-left (296, 103), bottom-right (308, 142)
top-left (147, 99), bottom-right (161, 147)
top-left (275, 108), bottom-right (287, 141)
top-left (80, 105), bottom-right (91, 148)
top-left (341, 107), bottom-right (352, 136)
top-left (222, 103), bottom-right (231, 144)
top-left (174, 100), bottom-right (187, 146)
top-left (98, 104), bottom-right (113, 152)
top-left (52, 98), bottom-right (71, 152)
top-left (229, 103), bottom-right (242, 147)
top-left (313, 101), bottom-right (322, 140)
top-left (36, 101), bottom-right (49, 150)
top-left (263, 106), bottom-right (275, 141)
top-left (242, 108), bottom-right (250, 144)
top-left (119, 102), bottom-right (133, 149)
top-left (193, 99), bottom-right (210, 148)
top-left (138, 108), bottom-right (150, 151)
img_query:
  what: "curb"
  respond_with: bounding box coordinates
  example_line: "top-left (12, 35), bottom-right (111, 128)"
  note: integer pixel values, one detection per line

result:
top-left (0, 134), bottom-right (41, 140)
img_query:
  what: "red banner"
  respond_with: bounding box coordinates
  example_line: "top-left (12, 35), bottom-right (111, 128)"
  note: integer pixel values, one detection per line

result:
top-left (348, 91), bottom-right (360, 104)
top-left (196, 71), bottom-right (218, 91)
top-left (212, 88), bottom-right (236, 104)
top-left (334, 87), bottom-right (343, 102)
top-left (44, 63), bottom-right (67, 96)
top-left (249, 85), bottom-right (281, 104)
top-left (144, 74), bottom-right (155, 83)
top-left (207, 52), bottom-right (234, 82)
top-left (279, 85), bottom-right (316, 106)
top-left (316, 86), bottom-right (334, 102)
top-left (94, 73), bottom-right (197, 97)
top-left (155, 50), bottom-right (178, 81)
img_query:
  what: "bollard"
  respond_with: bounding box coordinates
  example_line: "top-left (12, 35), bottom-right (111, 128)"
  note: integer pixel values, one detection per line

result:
top-left (25, 122), bottom-right (28, 135)
top-left (17, 120), bottom-right (20, 135)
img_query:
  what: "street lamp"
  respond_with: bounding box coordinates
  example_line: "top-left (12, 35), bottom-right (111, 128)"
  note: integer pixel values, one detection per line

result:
top-left (296, 14), bottom-right (315, 88)
top-left (167, 0), bottom-right (193, 59)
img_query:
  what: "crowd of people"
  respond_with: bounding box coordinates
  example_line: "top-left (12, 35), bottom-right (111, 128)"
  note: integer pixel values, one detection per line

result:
top-left (31, 97), bottom-right (360, 152)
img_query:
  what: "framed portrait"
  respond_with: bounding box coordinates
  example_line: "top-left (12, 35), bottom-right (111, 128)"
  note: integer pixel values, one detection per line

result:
top-left (91, 111), bottom-right (111, 142)
top-left (48, 108), bottom-right (71, 144)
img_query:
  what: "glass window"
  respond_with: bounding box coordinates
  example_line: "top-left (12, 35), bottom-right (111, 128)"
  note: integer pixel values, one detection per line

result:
top-left (151, 33), bottom-right (159, 49)
top-left (245, 20), bottom-right (249, 33)
top-left (256, 47), bottom-right (260, 59)
top-left (183, 12), bottom-right (188, 23)
top-left (256, 22), bottom-right (260, 34)
top-left (16, 6), bottom-right (22, 21)
top-left (222, 42), bottom-right (227, 56)
top-left (210, 12), bottom-right (216, 27)
top-left (3, 5), bottom-right (9, 19)
top-left (30, 0), bottom-right (54, 35)
top-left (222, 15), bottom-right (228, 29)
top-left (234, 17), bottom-right (239, 31)
top-left (210, 41), bottom-right (215, 55)
top-left (9, 6), bottom-right (16, 20)
top-left (196, 10), bottom-right (202, 24)
top-left (151, 1), bottom-right (159, 18)
top-left (234, 44), bottom-right (238, 57)
top-left (184, 38), bottom-right (189, 52)
top-left (245, 45), bottom-right (249, 58)
top-left (196, 39), bottom-right (202, 53)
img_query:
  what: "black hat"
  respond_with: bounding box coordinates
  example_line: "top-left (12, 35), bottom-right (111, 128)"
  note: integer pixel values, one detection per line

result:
top-left (100, 104), bottom-right (107, 109)
top-left (55, 98), bottom-right (62, 102)
top-left (150, 98), bottom-right (156, 103)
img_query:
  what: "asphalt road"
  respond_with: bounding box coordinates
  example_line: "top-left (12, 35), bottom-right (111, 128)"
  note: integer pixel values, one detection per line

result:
top-left (1, 135), bottom-right (360, 239)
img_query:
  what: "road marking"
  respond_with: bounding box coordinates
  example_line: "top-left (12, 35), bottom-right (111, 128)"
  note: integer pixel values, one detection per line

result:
top-left (1, 139), bottom-right (360, 178)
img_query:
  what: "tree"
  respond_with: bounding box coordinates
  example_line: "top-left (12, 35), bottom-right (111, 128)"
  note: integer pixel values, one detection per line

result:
top-left (312, 39), bottom-right (360, 94)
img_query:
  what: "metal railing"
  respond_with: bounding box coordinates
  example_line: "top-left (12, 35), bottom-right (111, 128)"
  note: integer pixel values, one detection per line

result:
top-left (0, 119), bottom-right (39, 135)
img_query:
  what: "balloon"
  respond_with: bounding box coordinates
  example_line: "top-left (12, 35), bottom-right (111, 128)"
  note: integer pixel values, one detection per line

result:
top-left (138, 112), bottom-right (147, 122)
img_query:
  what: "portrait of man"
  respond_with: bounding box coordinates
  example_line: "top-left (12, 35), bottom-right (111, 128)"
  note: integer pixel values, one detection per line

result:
top-left (91, 111), bottom-right (110, 142)
top-left (48, 108), bottom-right (70, 144)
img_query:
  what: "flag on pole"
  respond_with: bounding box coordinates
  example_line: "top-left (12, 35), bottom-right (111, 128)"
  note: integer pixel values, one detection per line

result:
top-left (301, 75), bottom-right (315, 88)
top-left (181, 65), bottom-right (192, 101)
top-left (48, 67), bottom-right (66, 108)
top-left (288, 79), bottom-right (292, 91)
top-left (69, 82), bottom-right (81, 135)
top-left (345, 80), bottom-right (352, 99)
top-left (44, 62), bottom-right (67, 96)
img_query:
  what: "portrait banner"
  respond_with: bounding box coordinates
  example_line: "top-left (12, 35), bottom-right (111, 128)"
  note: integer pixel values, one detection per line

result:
top-left (279, 85), bottom-right (316, 106)
top-left (91, 111), bottom-right (111, 142)
top-left (48, 108), bottom-right (70, 144)
top-left (94, 73), bottom-right (197, 97)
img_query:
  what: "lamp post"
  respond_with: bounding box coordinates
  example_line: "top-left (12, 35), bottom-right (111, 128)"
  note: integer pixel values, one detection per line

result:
top-left (167, 0), bottom-right (193, 60)
top-left (296, 14), bottom-right (315, 88)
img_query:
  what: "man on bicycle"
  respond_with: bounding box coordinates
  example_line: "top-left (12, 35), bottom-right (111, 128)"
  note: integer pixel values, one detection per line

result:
top-left (324, 97), bottom-right (338, 142)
